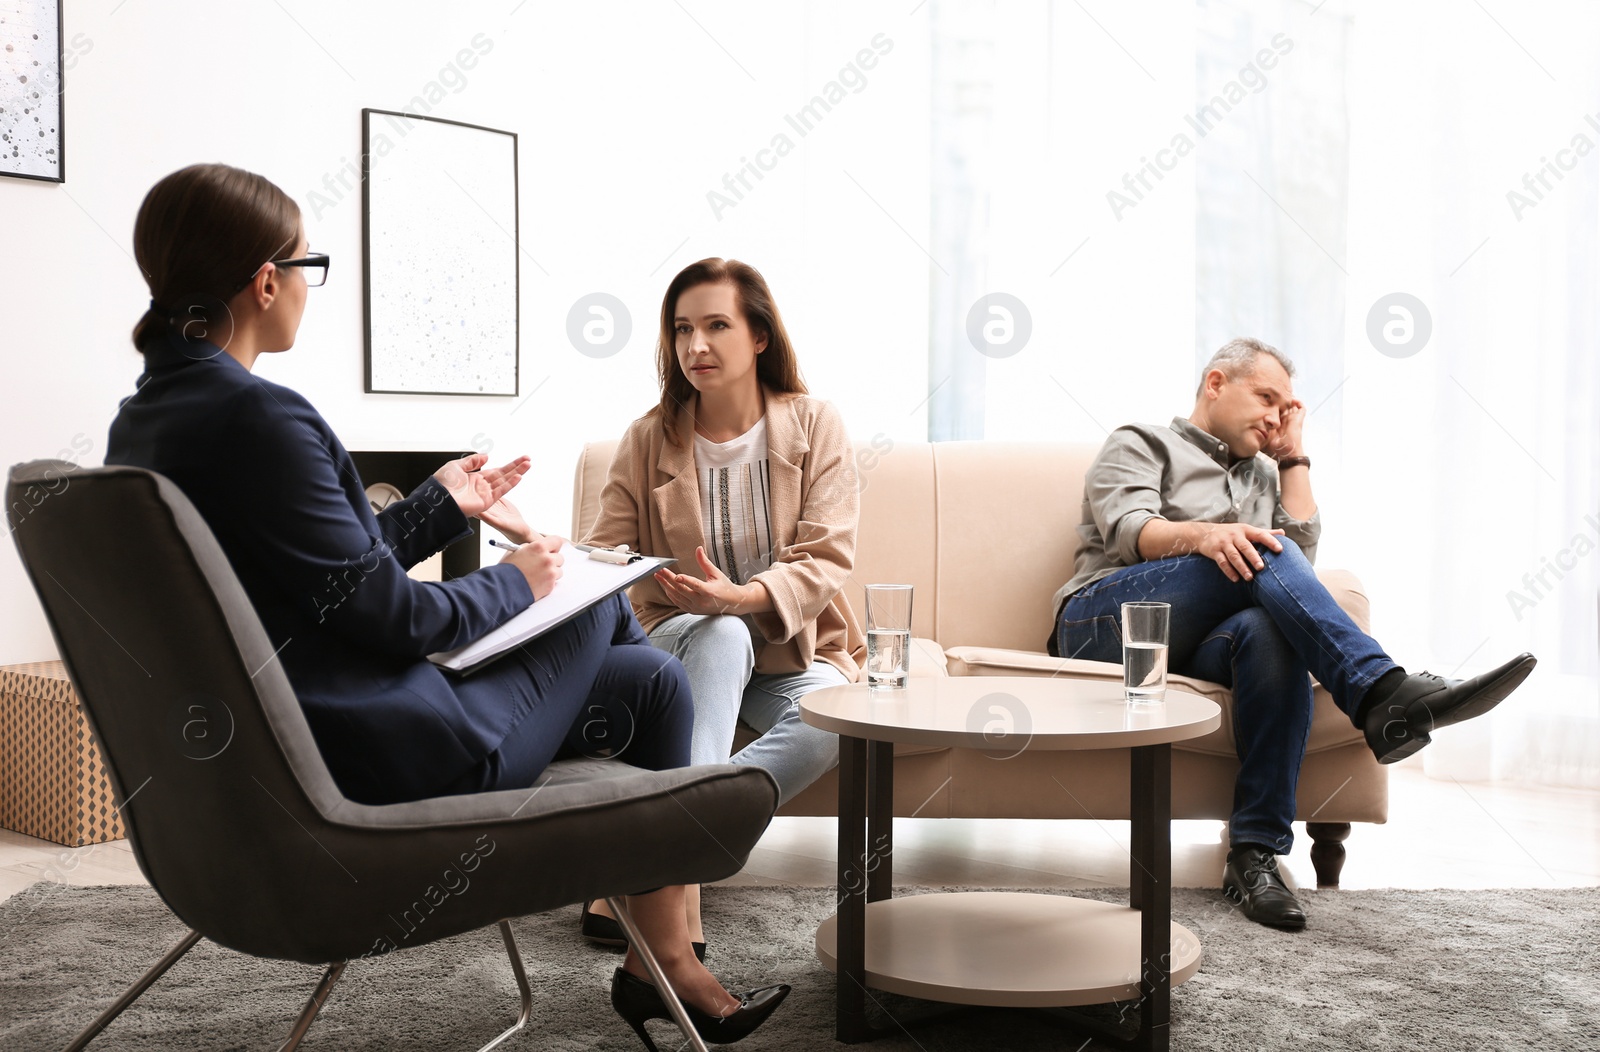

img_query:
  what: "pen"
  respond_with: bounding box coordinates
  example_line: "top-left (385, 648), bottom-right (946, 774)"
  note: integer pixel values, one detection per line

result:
top-left (487, 538), bottom-right (520, 552)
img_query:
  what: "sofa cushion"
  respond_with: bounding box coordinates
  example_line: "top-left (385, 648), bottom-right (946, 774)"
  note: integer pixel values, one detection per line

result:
top-left (848, 444), bottom-right (941, 638)
top-left (926, 442), bottom-right (1098, 651)
top-left (574, 438), bottom-right (1388, 826)
top-left (578, 439), bottom-right (1374, 653)
top-left (940, 646), bottom-right (1367, 759)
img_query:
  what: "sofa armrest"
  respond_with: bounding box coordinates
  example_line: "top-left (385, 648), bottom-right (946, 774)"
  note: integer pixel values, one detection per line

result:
top-left (909, 637), bottom-right (949, 678)
top-left (1316, 568), bottom-right (1371, 635)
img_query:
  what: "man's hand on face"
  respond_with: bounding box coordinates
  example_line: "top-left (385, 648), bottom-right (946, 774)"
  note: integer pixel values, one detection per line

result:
top-left (1265, 399), bottom-right (1306, 459)
top-left (1195, 523), bottom-right (1287, 583)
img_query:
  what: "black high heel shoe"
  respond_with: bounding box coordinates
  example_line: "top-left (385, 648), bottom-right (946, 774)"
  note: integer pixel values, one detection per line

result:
top-left (610, 967), bottom-right (790, 1050)
top-left (582, 901), bottom-right (707, 961)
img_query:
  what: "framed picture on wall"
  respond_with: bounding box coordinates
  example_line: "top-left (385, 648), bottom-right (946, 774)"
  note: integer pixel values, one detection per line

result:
top-left (362, 108), bottom-right (519, 396)
top-left (1, 0), bottom-right (65, 182)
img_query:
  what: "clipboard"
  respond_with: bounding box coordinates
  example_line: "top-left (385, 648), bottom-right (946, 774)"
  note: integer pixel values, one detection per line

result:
top-left (428, 543), bottom-right (674, 675)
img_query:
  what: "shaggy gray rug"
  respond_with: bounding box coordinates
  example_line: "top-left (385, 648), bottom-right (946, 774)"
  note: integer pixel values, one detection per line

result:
top-left (1, 882), bottom-right (1596, 1051)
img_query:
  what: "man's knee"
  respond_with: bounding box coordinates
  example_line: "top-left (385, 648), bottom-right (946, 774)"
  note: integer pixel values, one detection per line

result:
top-left (1201, 606), bottom-right (1274, 651)
top-left (1222, 609), bottom-right (1311, 688)
top-left (1230, 606), bottom-right (1282, 641)
top-left (1260, 535), bottom-right (1305, 565)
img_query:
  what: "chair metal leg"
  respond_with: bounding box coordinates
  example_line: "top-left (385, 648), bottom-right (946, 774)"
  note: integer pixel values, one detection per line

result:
top-left (63, 928), bottom-right (203, 1052)
top-left (276, 921), bottom-right (529, 1052)
top-left (61, 918), bottom-right (547, 1052)
top-left (274, 960), bottom-right (346, 1052)
top-left (605, 896), bottom-right (711, 1052)
top-left (473, 921), bottom-right (534, 1052)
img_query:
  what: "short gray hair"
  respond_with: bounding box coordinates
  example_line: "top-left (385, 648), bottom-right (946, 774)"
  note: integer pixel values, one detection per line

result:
top-left (1196, 337), bottom-right (1295, 397)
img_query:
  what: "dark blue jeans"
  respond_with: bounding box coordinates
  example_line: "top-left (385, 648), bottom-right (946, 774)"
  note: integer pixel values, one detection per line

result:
top-left (1056, 538), bottom-right (1396, 853)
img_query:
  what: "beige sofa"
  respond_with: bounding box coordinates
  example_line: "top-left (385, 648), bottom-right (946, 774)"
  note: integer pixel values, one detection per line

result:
top-left (573, 439), bottom-right (1386, 886)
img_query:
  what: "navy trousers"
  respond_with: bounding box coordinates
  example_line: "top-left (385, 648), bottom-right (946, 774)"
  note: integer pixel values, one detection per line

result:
top-left (433, 593), bottom-right (694, 798)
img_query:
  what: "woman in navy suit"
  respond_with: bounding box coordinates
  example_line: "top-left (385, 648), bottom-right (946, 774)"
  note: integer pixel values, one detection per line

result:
top-left (106, 163), bottom-right (787, 1043)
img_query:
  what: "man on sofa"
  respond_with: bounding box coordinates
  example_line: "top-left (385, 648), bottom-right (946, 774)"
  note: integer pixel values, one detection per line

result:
top-left (1048, 337), bottom-right (1535, 930)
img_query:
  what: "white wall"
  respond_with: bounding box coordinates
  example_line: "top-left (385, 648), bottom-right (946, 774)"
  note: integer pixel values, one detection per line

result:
top-left (0, 1), bottom-right (942, 664)
top-left (1, 0), bottom-right (1213, 666)
top-left (15, 0), bottom-right (1586, 732)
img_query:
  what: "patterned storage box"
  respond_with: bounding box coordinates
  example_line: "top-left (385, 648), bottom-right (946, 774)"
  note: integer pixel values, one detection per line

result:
top-left (0, 661), bottom-right (125, 846)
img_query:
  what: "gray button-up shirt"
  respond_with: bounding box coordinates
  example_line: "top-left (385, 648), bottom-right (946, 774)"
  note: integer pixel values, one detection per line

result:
top-left (1053, 417), bottom-right (1321, 612)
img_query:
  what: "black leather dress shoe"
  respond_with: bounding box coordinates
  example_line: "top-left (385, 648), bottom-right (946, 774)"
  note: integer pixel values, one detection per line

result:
top-left (1222, 846), bottom-right (1306, 930)
top-left (1363, 653), bottom-right (1536, 764)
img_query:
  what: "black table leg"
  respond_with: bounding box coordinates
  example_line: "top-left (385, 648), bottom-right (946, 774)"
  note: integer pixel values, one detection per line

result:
top-left (866, 740), bottom-right (895, 903)
top-left (837, 735), bottom-right (870, 1042)
top-left (1129, 743), bottom-right (1172, 1052)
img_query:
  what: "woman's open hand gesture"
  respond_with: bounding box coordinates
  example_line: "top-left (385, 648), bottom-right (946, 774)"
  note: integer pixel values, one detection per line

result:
top-left (655, 546), bottom-right (760, 616)
top-left (433, 453), bottom-right (530, 520)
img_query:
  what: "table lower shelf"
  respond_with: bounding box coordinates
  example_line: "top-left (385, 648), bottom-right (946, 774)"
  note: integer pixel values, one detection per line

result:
top-left (816, 892), bottom-right (1201, 1009)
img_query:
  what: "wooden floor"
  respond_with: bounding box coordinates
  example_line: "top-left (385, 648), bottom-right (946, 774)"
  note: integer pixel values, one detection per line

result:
top-left (3, 758), bottom-right (1596, 905)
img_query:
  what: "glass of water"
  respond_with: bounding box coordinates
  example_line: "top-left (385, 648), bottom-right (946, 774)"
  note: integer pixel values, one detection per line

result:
top-left (865, 584), bottom-right (913, 688)
top-left (1121, 601), bottom-right (1170, 704)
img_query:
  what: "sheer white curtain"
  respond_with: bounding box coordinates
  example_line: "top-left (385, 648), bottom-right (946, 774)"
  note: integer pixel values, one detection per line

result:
top-left (934, 0), bottom-right (1599, 787)
top-left (1195, 0), bottom-right (1599, 787)
top-left (1193, 0), bottom-right (1352, 515)
top-left (1340, 0), bottom-right (1600, 788)
top-left (1194, 0), bottom-right (1351, 406)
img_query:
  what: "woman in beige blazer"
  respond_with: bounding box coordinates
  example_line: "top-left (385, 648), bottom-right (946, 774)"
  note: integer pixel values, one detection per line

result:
top-left (581, 258), bottom-right (865, 950)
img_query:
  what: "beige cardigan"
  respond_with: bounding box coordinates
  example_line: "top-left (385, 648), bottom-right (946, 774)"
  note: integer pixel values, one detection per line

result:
top-left (583, 390), bottom-right (865, 682)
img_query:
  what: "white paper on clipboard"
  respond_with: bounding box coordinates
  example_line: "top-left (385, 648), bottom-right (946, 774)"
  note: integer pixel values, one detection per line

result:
top-left (428, 543), bottom-right (673, 674)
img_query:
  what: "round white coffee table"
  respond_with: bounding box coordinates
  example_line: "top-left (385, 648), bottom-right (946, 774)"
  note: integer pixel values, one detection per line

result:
top-left (800, 676), bottom-right (1221, 1051)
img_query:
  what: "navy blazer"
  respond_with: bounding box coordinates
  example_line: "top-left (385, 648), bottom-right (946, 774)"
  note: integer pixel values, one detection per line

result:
top-left (106, 331), bottom-right (534, 803)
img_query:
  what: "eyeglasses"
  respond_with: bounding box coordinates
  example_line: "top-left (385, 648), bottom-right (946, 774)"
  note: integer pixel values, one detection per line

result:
top-left (272, 252), bottom-right (330, 287)
top-left (232, 252), bottom-right (330, 295)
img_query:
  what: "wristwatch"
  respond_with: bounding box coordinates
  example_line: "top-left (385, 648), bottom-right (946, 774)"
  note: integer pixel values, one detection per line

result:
top-left (1276, 456), bottom-right (1311, 471)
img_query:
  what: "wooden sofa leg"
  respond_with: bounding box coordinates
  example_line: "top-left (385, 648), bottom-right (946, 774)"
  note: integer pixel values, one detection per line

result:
top-left (1306, 822), bottom-right (1351, 887)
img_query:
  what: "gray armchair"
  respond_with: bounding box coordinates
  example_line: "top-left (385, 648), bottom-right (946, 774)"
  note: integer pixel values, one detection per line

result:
top-left (6, 460), bottom-right (780, 1051)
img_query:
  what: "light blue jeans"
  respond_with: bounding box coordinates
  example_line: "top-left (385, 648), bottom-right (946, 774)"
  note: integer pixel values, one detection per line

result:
top-left (648, 613), bottom-right (845, 806)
